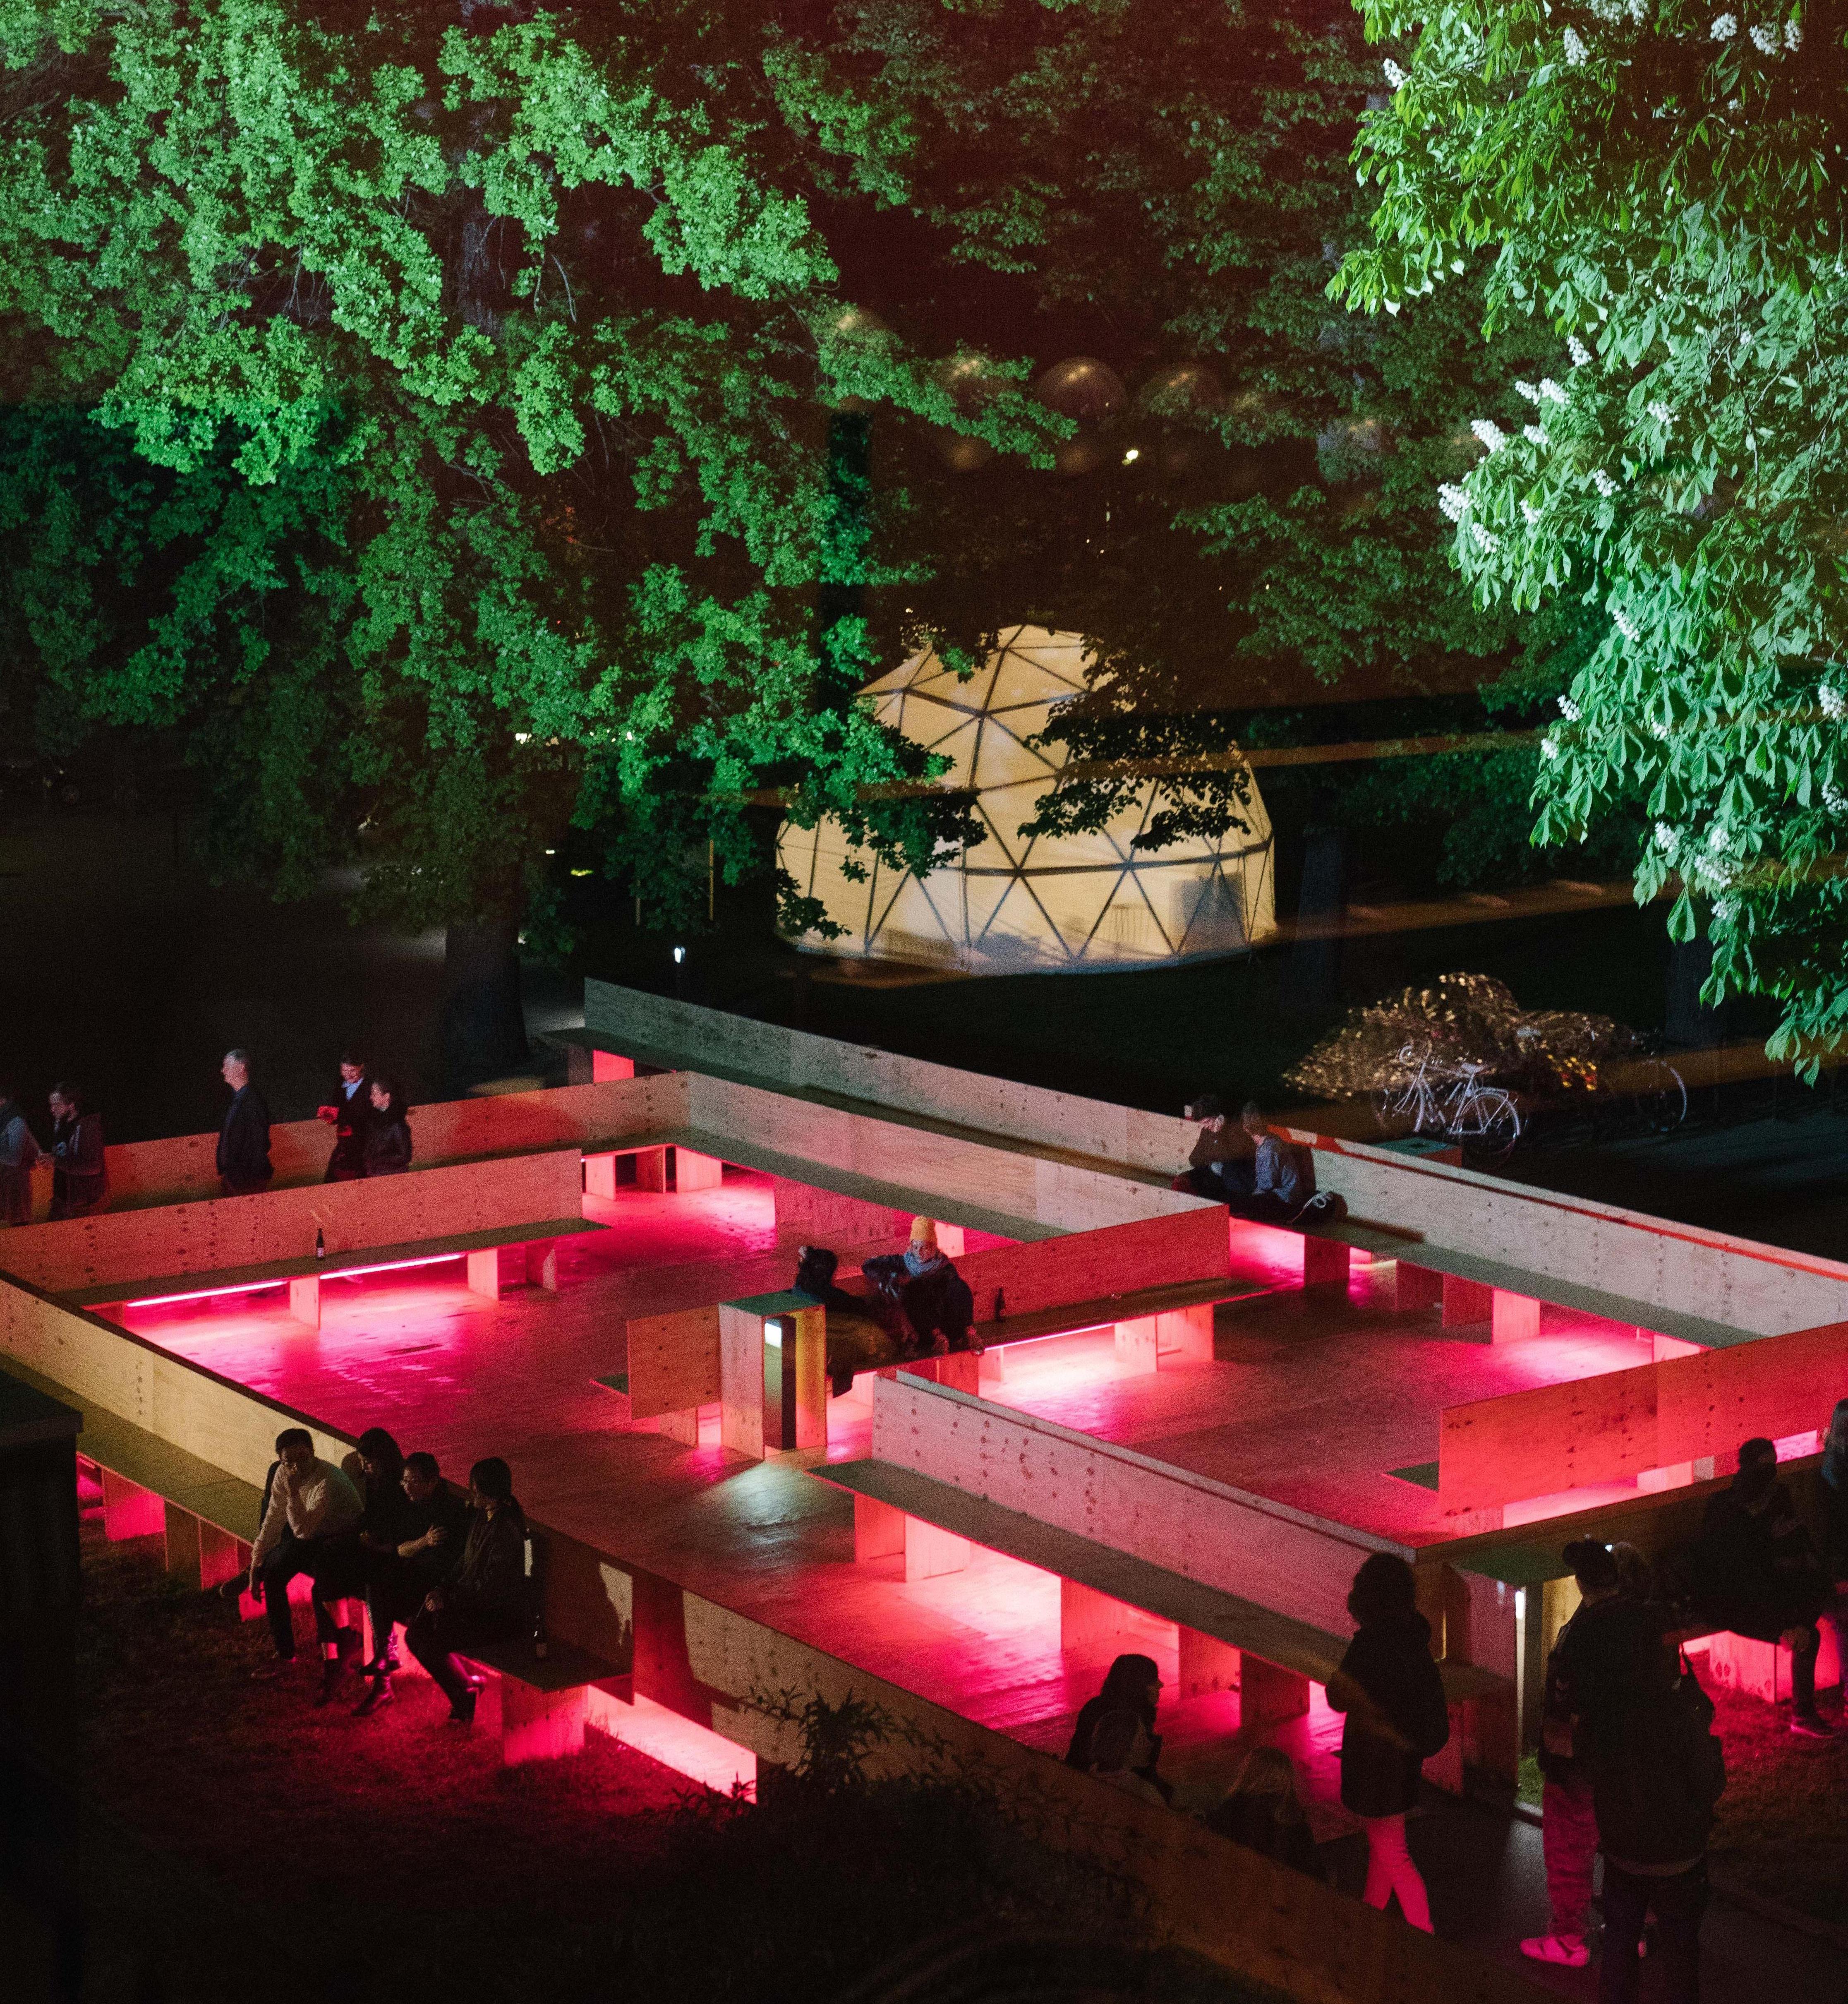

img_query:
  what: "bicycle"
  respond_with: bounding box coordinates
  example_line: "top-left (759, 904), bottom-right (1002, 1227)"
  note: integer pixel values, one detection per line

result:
top-left (1371, 1044), bottom-right (1523, 1164)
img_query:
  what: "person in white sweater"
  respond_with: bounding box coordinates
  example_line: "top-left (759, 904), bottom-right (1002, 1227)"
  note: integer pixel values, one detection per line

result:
top-left (249, 1428), bottom-right (362, 1694)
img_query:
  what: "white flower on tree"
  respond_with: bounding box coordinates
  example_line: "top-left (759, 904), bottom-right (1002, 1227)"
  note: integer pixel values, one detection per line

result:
top-left (1820, 684), bottom-right (1846, 720)
top-left (1786, 19), bottom-right (1802, 49)
top-left (1558, 695), bottom-right (1582, 721)
top-left (1613, 607), bottom-right (1642, 642)
top-left (1710, 12), bottom-right (1738, 37)
top-left (1592, 468), bottom-right (1618, 497)
top-left (1654, 821), bottom-right (1678, 852)
top-left (1567, 335), bottom-right (1594, 366)
top-left (1515, 379), bottom-right (1541, 402)
top-left (1563, 27), bottom-right (1589, 63)
top-left (1647, 399), bottom-right (1676, 425)
top-left (1748, 21), bottom-right (1778, 52)
top-left (1521, 499), bottom-right (1542, 526)
top-left (1469, 520), bottom-right (1501, 553)
top-left (1471, 418), bottom-right (1509, 453)
top-left (1437, 482), bottom-right (1471, 521)
top-left (1383, 58), bottom-right (1407, 87)
top-left (1538, 378), bottom-right (1569, 405)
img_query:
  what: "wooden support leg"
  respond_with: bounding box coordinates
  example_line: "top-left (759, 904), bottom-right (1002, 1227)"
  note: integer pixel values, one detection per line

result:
top-left (592, 1051), bottom-right (635, 1083)
top-left (1649, 1332), bottom-right (1702, 1360)
top-left (567, 1045), bottom-right (594, 1086)
top-left (288, 1274), bottom-right (321, 1329)
top-left (501, 1680), bottom-right (588, 1764)
top-left (1395, 1261), bottom-right (1444, 1313)
top-left (465, 1248), bottom-right (501, 1301)
top-left (854, 1493), bottom-right (906, 1562)
top-left (652, 1408), bottom-right (700, 1446)
top-left (978, 1346), bottom-right (1008, 1385)
top-left (1239, 1656), bottom-right (1310, 1726)
top-left (1157, 1303), bottom-right (1215, 1363)
top-left (101, 1470), bottom-right (165, 1541)
top-left (199, 1524), bottom-right (246, 1594)
top-left (1059, 1578), bottom-right (1143, 1656)
top-left (526, 1242), bottom-right (561, 1292)
top-left (674, 1148), bottom-right (724, 1192)
top-left (1178, 1627), bottom-right (1242, 1699)
top-left (926, 1351), bottom-right (981, 1396)
top-left (904, 1516), bottom-right (970, 1583)
top-left (634, 1147), bottom-right (669, 1193)
top-left (1442, 1274), bottom-right (1495, 1329)
top-left (583, 1153), bottom-right (618, 1199)
top-left (1113, 1315), bottom-right (1160, 1373)
top-left (163, 1502), bottom-right (202, 1586)
top-left (1301, 1238), bottom-right (1350, 1289)
top-left (1491, 1291), bottom-right (1541, 1344)
top-left (935, 1224), bottom-right (966, 1257)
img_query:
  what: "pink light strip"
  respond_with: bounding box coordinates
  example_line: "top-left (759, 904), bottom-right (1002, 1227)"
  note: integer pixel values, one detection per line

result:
top-left (123, 1252), bottom-right (463, 1309)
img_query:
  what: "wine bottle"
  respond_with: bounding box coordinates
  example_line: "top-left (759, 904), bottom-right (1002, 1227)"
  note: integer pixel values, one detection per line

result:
top-left (314, 1226), bottom-right (326, 1262)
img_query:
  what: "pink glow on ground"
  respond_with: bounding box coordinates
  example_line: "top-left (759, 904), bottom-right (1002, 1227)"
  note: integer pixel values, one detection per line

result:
top-left (585, 1690), bottom-right (757, 1796)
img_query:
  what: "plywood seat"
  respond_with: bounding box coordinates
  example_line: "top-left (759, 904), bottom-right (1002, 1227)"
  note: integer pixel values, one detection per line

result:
top-left (65, 1217), bottom-right (604, 1311)
top-left (813, 1458), bottom-right (1506, 1708)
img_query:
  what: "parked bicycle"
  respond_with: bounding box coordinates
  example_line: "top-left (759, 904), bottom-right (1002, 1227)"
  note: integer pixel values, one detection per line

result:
top-left (1371, 1045), bottom-right (1523, 1163)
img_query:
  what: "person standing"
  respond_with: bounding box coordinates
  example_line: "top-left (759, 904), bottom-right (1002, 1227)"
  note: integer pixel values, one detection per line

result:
top-left (216, 1049), bottom-right (273, 1197)
top-left (247, 1428), bottom-right (363, 1694)
top-left (1691, 1436), bottom-right (1834, 1736)
top-left (1326, 1552), bottom-right (1450, 1932)
top-left (1591, 1653), bottom-right (1725, 2004)
top-left (46, 1083), bottom-right (108, 1219)
top-left (317, 1049), bottom-right (373, 1183)
top-left (404, 1457), bottom-right (531, 1724)
top-left (362, 1078), bottom-right (413, 1176)
top-left (1522, 1539), bottom-right (1671, 1968)
top-left (0, 1084), bottom-right (43, 1225)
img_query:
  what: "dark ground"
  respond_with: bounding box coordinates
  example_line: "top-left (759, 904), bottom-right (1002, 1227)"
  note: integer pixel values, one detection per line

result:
top-left (49, 1521), bottom-right (1267, 2004)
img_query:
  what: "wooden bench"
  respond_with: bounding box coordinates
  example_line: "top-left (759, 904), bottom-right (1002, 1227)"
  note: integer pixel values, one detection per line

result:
top-left (68, 1218), bottom-right (604, 1328)
top-left (456, 1635), bottom-right (627, 1765)
top-left (814, 1457), bottom-right (1506, 1773)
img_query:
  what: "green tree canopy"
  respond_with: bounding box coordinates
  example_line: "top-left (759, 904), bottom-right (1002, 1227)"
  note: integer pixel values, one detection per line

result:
top-left (1338, 0), bottom-right (1848, 1063)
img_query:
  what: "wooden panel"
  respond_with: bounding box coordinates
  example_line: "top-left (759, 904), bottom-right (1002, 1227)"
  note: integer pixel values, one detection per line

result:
top-left (904, 1515), bottom-right (969, 1582)
top-left (769, 1176), bottom-right (904, 1248)
top-left (854, 1491), bottom-right (906, 1561)
top-left (717, 1303), bottom-right (765, 1460)
top-left (102, 1469), bottom-right (163, 1539)
top-left (1, 1150), bottom-right (583, 1296)
top-left (1490, 1291), bottom-right (1539, 1345)
top-left (1241, 1658), bottom-right (1310, 1725)
top-left (1440, 1362), bottom-right (1659, 1510)
top-left (1438, 1318), bottom-right (1848, 1512)
top-left (1396, 1262), bottom-right (1444, 1313)
top-left (96, 1074), bottom-right (687, 1210)
top-left (1158, 1303), bottom-right (1215, 1362)
top-left (1442, 1274), bottom-right (1494, 1328)
top-left (674, 1148), bottom-right (725, 1193)
top-left (1178, 1628), bottom-right (1241, 1699)
top-left (163, 1501), bottom-right (202, 1584)
top-left (1656, 1319), bottom-right (1848, 1466)
top-left (626, 1306), bottom-right (721, 1421)
top-left (870, 1373), bottom-right (1398, 1639)
top-left (1060, 1578), bottom-right (1144, 1656)
top-left (1114, 1316), bottom-right (1159, 1373)
top-left (951, 1207), bottom-right (1229, 1324)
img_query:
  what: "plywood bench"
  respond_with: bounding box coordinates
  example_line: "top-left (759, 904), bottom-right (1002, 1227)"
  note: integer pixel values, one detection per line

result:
top-left (814, 1456), bottom-right (1506, 1768)
top-left (68, 1218), bottom-right (604, 1328)
top-left (455, 1634), bottom-right (628, 1765)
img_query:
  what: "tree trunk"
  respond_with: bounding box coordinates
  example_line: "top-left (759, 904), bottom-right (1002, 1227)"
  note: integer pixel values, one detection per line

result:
top-left (1281, 824), bottom-right (1348, 1013)
top-left (442, 916), bottom-right (529, 1088)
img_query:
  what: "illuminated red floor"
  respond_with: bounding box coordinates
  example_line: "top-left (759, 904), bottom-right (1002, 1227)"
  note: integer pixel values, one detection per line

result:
top-left (113, 1168), bottom-right (1678, 1824)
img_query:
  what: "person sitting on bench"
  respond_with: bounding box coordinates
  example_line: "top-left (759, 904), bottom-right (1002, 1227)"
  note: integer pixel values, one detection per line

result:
top-left (1065, 1652), bottom-right (1170, 1800)
top-left (405, 1457), bottom-right (529, 1726)
top-left (309, 1428), bottom-right (410, 1706)
top-left (247, 1427), bottom-right (363, 1694)
top-left (1690, 1436), bottom-right (1835, 1738)
top-left (1086, 1706), bottom-right (1167, 1807)
top-left (861, 1217), bottom-right (976, 1358)
top-left (1172, 1094), bottom-right (1256, 1201)
top-left (355, 1450), bottom-right (470, 1716)
top-left (1206, 1745), bottom-right (1321, 1878)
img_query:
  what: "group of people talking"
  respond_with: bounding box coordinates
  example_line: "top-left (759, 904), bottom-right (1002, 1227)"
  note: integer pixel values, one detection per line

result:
top-left (0, 1042), bottom-right (414, 1225)
top-left (242, 1426), bottom-right (531, 1723)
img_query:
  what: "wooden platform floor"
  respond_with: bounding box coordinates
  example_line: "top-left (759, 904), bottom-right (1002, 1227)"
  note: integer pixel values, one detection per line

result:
top-left (109, 1171), bottom-right (1658, 1814)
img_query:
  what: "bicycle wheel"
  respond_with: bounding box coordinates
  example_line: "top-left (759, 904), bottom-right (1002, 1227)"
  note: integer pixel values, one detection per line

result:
top-left (1452, 1088), bottom-right (1522, 1164)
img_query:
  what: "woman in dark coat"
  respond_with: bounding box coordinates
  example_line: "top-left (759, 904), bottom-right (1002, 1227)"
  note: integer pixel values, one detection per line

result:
top-left (1326, 1552), bottom-right (1450, 1932)
top-left (309, 1428), bottom-right (411, 1692)
top-left (362, 1078), bottom-right (414, 1176)
top-left (1206, 1744), bottom-right (1321, 1878)
top-left (1065, 1652), bottom-right (1170, 1800)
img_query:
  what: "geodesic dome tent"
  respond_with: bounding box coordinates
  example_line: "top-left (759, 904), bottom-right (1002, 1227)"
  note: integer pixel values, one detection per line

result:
top-left (776, 625), bottom-right (1276, 973)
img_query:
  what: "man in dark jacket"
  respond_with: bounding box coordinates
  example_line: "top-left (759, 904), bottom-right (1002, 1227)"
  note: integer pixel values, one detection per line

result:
top-left (355, 1450), bottom-right (470, 1714)
top-left (317, 1049), bottom-right (372, 1183)
top-left (46, 1083), bottom-right (108, 1218)
top-left (216, 1050), bottom-right (273, 1196)
top-left (1691, 1437), bottom-right (1834, 1737)
top-left (404, 1457), bottom-right (530, 1724)
top-left (1171, 1093), bottom-right (1256, 1200)
top-left (1592, 1656), bottom-right (1724, 2004)
top-left (1523, 1540), bottom-right (1672, 1967)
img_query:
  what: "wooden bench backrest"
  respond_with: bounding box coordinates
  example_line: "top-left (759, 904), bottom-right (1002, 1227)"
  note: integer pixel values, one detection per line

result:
top-left (1439, 1320), bottom-right (1848, 1512)
top-left (0, 1149), bottom-right (584, 1296)
top-left (623, 1207), bottom-right (1230, 1423)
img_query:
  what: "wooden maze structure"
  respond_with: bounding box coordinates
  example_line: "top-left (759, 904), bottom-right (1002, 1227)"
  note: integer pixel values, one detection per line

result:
top-left (2, 982), bottom-right (1844, 2004)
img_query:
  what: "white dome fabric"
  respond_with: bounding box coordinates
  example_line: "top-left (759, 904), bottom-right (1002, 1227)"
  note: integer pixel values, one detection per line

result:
top-left (776, 625), bottom-right (1276, 973)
